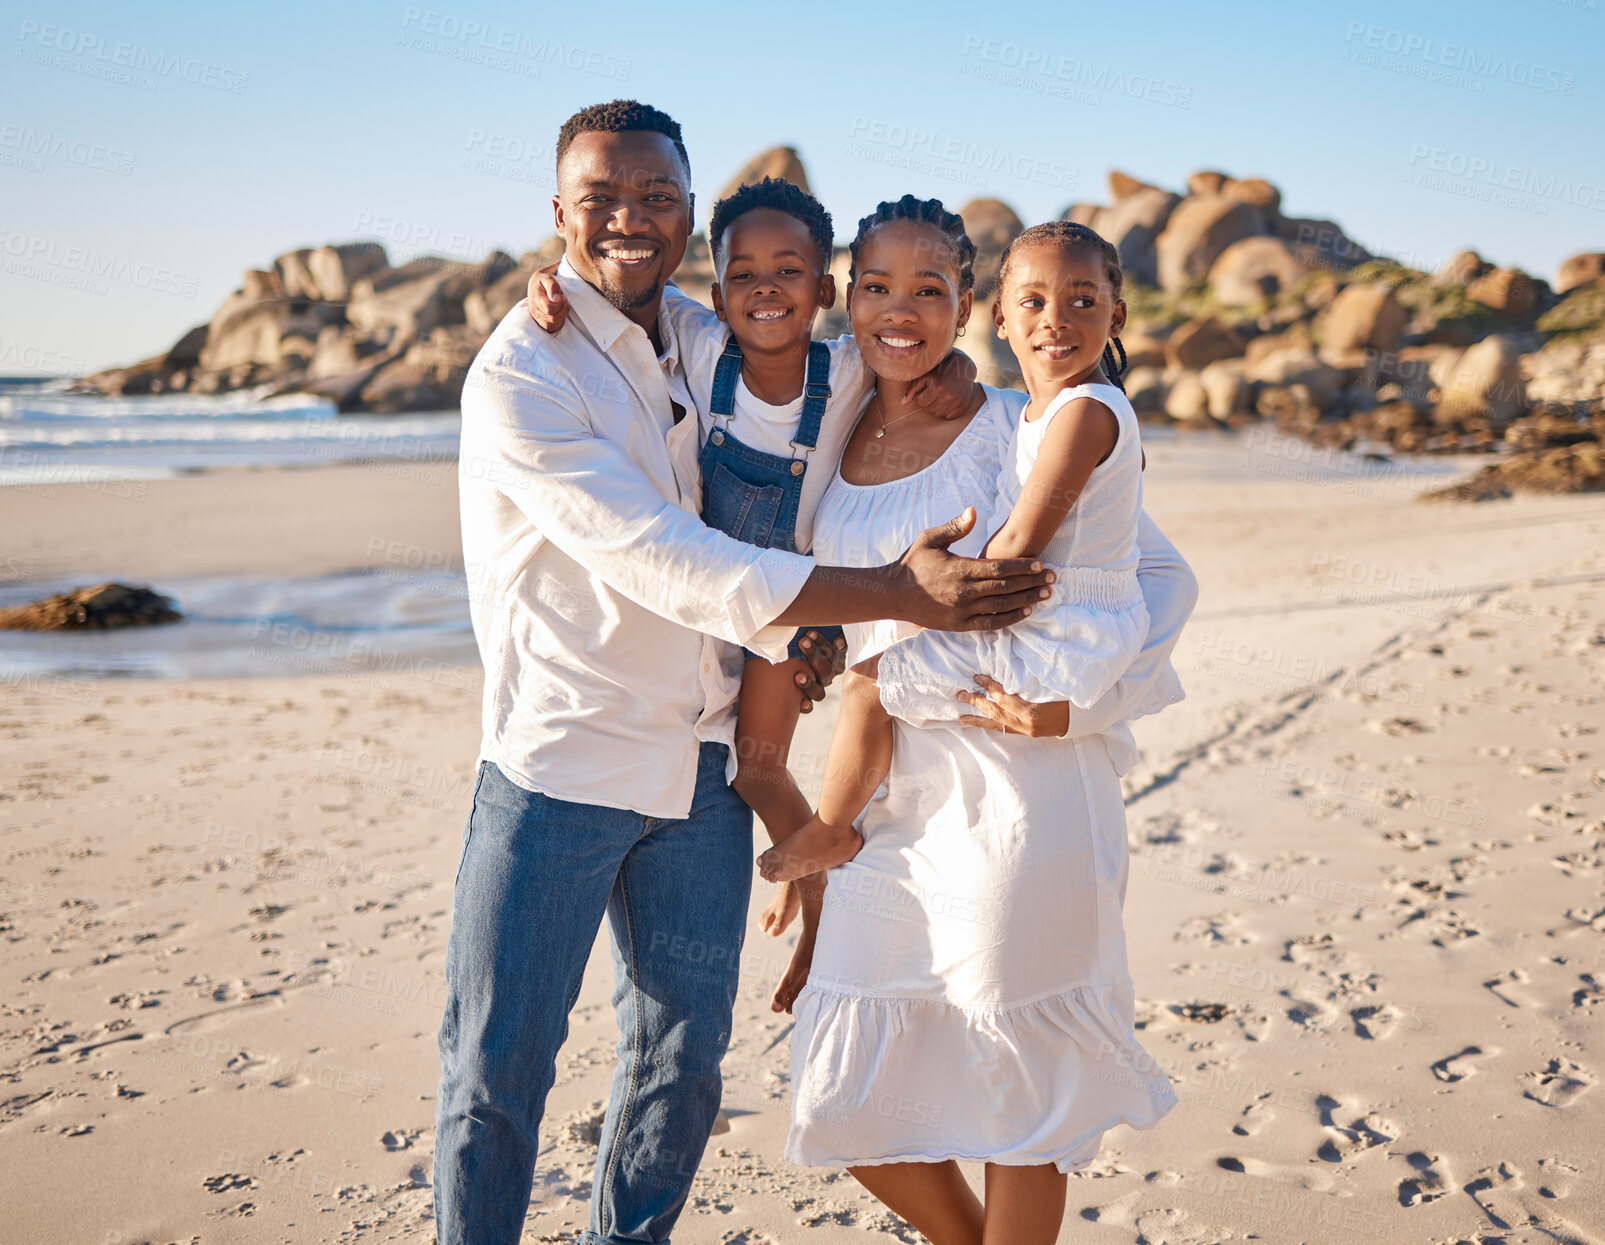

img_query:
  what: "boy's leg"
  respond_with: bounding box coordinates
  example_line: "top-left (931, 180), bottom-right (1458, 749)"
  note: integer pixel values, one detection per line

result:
top-left (434, 762), bottom-right (638, 1245)
top-left (583, 743), bottom-right (754, 1243)
top-left (732, 656), bottom-right (814, 936)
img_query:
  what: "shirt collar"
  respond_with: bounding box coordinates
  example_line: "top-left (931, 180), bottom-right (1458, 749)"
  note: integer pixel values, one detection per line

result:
top-left (555, 254), bottom-right (680, 369)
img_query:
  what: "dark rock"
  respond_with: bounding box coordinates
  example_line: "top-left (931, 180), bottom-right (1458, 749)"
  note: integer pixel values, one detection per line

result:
top-left (0, 583), bottom-right (182, 631)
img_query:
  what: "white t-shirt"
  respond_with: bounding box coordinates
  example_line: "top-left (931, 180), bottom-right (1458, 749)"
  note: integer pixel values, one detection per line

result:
top-left (725, 367), bottom-right (862, 554)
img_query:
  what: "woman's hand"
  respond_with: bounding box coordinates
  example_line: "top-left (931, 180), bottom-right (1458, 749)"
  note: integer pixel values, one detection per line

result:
top-left (526, 262), bottom-right (567, 333)
top-left (794, 630), bottom-right (848, 713)
top-left (955, 674), bottom-right (1069, 737)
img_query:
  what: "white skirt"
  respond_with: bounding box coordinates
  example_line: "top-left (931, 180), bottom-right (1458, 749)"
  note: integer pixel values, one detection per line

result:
top-left (786, 724), bottom-right (1175, 1172)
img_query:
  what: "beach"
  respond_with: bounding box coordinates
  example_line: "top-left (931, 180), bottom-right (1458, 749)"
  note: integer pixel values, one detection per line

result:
top-left (2, 431), bottom-right (1603, 1244)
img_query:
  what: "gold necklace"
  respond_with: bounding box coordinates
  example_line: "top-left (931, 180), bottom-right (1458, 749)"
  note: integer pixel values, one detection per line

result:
top-left (873, 393), bottom-right (924, 439)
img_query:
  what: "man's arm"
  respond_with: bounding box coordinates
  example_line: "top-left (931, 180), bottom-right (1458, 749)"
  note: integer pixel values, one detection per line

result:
top-left (466, 349), bottom-right (1053, 655)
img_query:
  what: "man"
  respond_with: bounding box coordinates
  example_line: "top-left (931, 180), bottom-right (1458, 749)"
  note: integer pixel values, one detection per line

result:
top-left (437, 100), bottom-right (1059, 1245)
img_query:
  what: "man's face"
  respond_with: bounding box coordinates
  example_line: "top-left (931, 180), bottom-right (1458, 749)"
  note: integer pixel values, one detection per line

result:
top-left (553, 130), bottom-right (693, 317)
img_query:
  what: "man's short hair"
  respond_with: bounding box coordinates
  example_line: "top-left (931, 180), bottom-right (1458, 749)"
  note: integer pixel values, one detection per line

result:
top-left (556, 99), bottom-right (690, 179)
top-left (708, 178), bottom-right (834, 278)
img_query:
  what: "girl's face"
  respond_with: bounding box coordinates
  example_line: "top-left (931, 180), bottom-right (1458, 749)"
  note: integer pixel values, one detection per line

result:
top-left (846, 220), bottom-right (973, 384)
top-left (993, 242), bottom-right (1127, 391)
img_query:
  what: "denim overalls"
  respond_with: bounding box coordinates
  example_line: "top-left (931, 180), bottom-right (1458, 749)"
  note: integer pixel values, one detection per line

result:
top-left (697, 335), bottom-right (843, 661)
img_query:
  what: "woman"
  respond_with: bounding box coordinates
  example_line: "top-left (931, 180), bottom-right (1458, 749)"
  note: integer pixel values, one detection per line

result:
top-left (783, 196), bottom-right (1186, 1245)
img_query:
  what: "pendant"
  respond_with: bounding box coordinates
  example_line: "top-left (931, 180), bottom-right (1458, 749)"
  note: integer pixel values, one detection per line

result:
top-left (875, 428), bottom-right (885, 438)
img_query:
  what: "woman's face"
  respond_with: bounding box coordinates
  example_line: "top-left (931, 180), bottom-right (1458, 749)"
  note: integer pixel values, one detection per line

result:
top-left (846, 220), bottom-right (973, 384)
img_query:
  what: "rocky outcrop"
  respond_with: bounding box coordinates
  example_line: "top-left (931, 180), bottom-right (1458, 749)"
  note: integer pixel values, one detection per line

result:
top-left (1154, 195), bottom-right (1268, 291)
top-left (0, 583), bottom-right (181, 630)
top-left (717, 145), bottom-right (809, 201)
top-left (1556, 252), bottom-right (1605, 294)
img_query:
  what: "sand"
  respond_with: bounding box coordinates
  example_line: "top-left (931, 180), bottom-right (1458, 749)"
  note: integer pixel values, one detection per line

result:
top-left (2, 432), bottom-right (1603, 1244)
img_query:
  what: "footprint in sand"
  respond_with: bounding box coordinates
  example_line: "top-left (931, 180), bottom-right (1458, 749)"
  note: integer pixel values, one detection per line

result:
top-left (1397, 1151), bottom-right (1452, 1207)
top-left (1484, 968), bottom-right (1539, 1009)
top-left (1465, 1161), bottom-right (1526, 1231)
top-left (1520, 1057), bottom-right (1596, 1107)
top-left (1314, 1096), bottom-right (1395, 1162)
top-left (1232, 1100), bottom-right (1274, 1137)
top-left (1215, 1154), bottom-right (1337, 1192)
top-left (1431, 1045), bottom-right (1498, 1083)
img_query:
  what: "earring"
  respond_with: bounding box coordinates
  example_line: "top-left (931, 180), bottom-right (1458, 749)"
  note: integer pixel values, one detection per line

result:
top-left (956, 325), bottom-right (967, 338)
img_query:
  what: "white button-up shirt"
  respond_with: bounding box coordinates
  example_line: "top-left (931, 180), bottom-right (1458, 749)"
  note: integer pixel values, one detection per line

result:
top-left (459, 258), bottom-right (814, 819)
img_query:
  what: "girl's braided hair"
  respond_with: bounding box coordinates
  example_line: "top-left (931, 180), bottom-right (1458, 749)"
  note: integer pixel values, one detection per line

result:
top-left (847, 194), bottom-right (977, 294)
top-left (997, 221), bottom-right (1128, 390)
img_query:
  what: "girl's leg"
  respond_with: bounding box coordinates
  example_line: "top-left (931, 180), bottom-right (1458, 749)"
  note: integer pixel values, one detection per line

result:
top-left (770, 871), bottom-right (824, 1013)
top-left (848, 1161), bottom-right (984, 1245)
top-left (756, 668), bottom-right (889, 881)
top-left (980, 1163), bottom-right (1066, 1245)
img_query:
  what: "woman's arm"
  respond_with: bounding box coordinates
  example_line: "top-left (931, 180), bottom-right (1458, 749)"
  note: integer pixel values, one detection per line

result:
top-left (981, 396), bottom-right (1117, 559)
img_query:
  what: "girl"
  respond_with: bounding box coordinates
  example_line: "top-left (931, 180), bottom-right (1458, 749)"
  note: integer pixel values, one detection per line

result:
top-left (767, 206), bottom-right (1176, 1245)
top-left (759, 219), bottom-right (1149, 885)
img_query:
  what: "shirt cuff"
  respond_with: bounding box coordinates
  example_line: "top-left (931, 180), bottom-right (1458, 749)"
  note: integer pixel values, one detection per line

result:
top-left (725, 547), bottom-right (814, 664)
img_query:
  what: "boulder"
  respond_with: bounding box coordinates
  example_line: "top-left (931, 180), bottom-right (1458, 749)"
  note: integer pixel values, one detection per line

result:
top-left (1108, 170), bottom-right (1147, 200)
top-left (1164, 371), bottom-right (1210, 422)
top-left (1125, 366), bottom-right (1166, 416)
top-left (1245, 323), bottom-right (1313, 366)
top-left (1155, 195), bottom-right (1268, 291)
top-left (345, 257), bottom-right (475, 347)
top-left (1095, 186), bottom-right (1180, 287)
top-left (198, 292), bottom-right (343, 373)
top-left (306, 242), bottom-right (389, 302)
top-left (1524, 339), bottom-right (1605, 406)
top-left (1222, 177), bottom-right (1281, 216)
top-left (1429, 442), bottom-right (1605, 501)
top-left (164, 324), bottom-right (209, 371)
top-left (717, 146), bottom-right (809, 202)
top-left (1165, 315), bottom-right (1245, 370)
top-left (1275, 217), bottom-right (1369, 270)
top-left (958, 199), bottom-right (1024, 300)
top-left (1243, 346), bottom-right (1342, 409)
top-left (1557, 252), bottom-right (1605, 294)
top-left (466, 264), bottom-right (537, 336)
top-left (1466, 267), bottom-right (1539, 320)
top-left (1199, 358), bottom-right (1250, 420)
top-left (1318, 282), bottom-right (1407, 360)
top-left (1062, 203), bottom-right (1102, 227)
top-left (0, 583), bottom-right (181, 631)
top-left (1118, 327), bottom-right (1168, 370)
top-left (1434, 249), bottom-right (1488, 286)
top-left (1208, 236), bottom-right (1306, 306)
top-left (241, 268), bottom-right (282, 301)
top-left (1187, 170), bottom-right (1229, 197)
top-left (1435, 334), bottom-right (1525, 422)
top-left (274, 248), bottom-right (318, 299)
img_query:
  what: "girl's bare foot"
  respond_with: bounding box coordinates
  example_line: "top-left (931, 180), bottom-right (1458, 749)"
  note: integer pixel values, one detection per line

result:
top-left (756, 816), bottom-right (862, 882)
top-left (759, 881), bottom-right (800, 936)
top-left (772, 923), bottom-right (816, 1013)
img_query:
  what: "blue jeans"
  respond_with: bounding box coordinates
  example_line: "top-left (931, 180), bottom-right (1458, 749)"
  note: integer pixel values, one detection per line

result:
top-left (434, 744), bottom-right (753, 1244)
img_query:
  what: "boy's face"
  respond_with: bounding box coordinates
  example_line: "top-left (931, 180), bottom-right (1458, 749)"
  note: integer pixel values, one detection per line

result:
top-left (994, 242), bottom-right (1126, 389)
top-left (711, 208), bottom-right (835, 352)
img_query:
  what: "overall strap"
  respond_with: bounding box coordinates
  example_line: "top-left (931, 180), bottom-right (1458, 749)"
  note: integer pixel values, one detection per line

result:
top-left (789, 340), bottom-right (833, 456)
top-left (708, 334), bottom-right (743, 419)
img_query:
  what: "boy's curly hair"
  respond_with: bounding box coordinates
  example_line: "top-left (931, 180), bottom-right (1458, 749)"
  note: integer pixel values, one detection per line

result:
top-left (708, 177), bottom-right (834, 276)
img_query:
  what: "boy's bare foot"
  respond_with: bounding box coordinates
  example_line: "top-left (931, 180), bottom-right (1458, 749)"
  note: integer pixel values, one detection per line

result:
top-left (772, 923), bottom-right (816, 1013)
top-left (759, 881), bottom-right (800, 936)
top-left (756, 816), bottom-right (862, 882)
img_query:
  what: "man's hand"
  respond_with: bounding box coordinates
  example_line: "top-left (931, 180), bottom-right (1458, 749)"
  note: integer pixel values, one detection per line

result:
top-left (526, 262), bottom-right (568, 333)
top-left (793, 629), bottom-right (848, 714)
top-left (891, 508), bottom-right (1055, 632)
top-left (956, 674), bottom-right (1070, 737)
top-left (903, 349), bottom-right (980, 422)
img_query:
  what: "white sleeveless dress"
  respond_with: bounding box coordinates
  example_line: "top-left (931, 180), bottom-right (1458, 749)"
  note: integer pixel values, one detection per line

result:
top-left (876, 381), bottom-right (1147, 721)
top-left (788, 384), bottom-right (1175, 1173)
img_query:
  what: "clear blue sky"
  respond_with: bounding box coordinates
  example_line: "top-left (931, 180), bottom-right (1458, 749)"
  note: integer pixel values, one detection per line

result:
top-left (2, 0), bottom-right (1600, 374)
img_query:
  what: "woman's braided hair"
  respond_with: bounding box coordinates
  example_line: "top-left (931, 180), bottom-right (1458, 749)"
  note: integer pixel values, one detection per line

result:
top-left (847, 194), bottom-right (977, 294)
top-left (997, 221), bottom-right (1128, 391)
